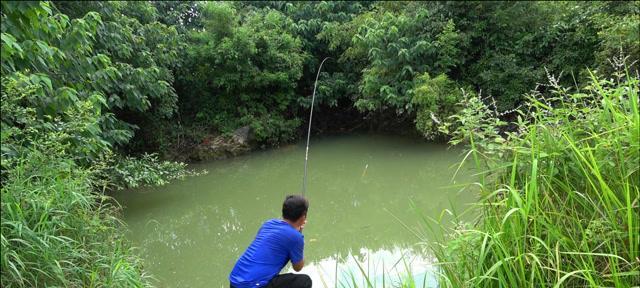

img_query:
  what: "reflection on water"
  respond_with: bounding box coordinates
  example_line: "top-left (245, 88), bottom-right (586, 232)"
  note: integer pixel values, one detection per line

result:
top-left (294, 246), bottom-right (438, 288)
top-left (113, 134), bottom-right (474, 287)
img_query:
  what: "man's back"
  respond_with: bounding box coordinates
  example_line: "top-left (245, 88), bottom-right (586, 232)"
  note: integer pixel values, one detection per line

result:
top-left (229, 219), bottom-right (304, 288)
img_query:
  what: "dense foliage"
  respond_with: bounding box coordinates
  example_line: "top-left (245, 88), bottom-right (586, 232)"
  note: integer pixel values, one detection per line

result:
top-left (4, 1), bottom-right (636, 153)
top-left (1, 2), bottom-right (189, 286)
top-left (320, 1), bottom-right (639, 138)
top-left (214, 1), bottom-right (637, 141)
top-left (176, 2), bottom-right (305, 144)
top-left (1, 1), bottom-right (638, 287)
top-left (0, 74), bottom-right (152, 287)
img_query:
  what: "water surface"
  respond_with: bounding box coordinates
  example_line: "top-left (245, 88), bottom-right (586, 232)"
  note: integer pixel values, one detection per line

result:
top-left (113, 134), bottom-right (475, 287)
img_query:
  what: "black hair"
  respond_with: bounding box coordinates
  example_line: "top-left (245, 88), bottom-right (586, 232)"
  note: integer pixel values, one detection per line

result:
top-left (282, 195), bottom-right (309, 221)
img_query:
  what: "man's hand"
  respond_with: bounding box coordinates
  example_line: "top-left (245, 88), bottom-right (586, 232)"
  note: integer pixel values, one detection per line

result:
top-left (292, 260), bottom-right (304, 272)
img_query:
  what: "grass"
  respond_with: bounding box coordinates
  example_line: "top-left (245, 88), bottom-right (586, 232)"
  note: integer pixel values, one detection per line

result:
top-left (421, 69), bottom-right (640, 287)
top-left (0, 149), bottom-right (151, 287)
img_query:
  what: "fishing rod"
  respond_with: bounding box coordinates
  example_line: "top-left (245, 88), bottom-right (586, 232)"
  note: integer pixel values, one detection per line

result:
top-left (302, 57), bottom-right (331, 196)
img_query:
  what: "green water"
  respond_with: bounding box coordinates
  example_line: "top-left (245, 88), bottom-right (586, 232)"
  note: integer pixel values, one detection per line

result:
top-left (113, 134), bottom-right (476, 287)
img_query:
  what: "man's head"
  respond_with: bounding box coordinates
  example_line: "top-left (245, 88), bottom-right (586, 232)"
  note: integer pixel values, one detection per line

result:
top-left (282, 195), bottom-right (308, 223)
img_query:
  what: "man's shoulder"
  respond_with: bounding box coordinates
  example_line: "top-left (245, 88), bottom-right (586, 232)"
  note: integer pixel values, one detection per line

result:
top-left (262, 218), bottom-right (284, 228)
top-left (262, 219), bottom-right (301, 239)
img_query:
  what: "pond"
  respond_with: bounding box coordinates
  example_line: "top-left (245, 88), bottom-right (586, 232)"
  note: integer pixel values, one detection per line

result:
top-left (113, 134), bottom-right (476, 287)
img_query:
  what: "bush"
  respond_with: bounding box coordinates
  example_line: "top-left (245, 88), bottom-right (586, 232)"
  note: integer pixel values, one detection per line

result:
top-left (91, 152), bottom-right (204, 191)
top-left (411, 73), bottom-right (465, 139)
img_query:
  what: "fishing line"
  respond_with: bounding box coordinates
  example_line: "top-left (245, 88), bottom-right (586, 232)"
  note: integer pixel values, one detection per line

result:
top-left (302, 57), bottom-right (331, 196)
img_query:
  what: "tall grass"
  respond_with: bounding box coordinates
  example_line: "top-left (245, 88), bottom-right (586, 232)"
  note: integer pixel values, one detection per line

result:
top-left (0, 150), bottom-right (151, 287)
top-left (425, 68), bottom-right (640, 287)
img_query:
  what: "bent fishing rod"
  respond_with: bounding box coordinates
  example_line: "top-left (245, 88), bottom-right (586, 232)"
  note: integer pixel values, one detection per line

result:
top-left (302, 57), bottom-right (331, 196)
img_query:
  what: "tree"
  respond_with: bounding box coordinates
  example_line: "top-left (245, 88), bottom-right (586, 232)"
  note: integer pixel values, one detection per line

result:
top-left (176, 3), bottom-right (305, 144)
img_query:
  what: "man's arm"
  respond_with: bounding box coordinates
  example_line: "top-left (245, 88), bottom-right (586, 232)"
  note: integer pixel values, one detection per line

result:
top-left (292, 259), bottom-right (304, 272)
top-left (289, 227), bottom-right (305, 272)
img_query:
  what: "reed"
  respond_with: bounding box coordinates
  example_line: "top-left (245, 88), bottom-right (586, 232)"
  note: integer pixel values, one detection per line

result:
top-left (424, 69), bottom-right (640, 287)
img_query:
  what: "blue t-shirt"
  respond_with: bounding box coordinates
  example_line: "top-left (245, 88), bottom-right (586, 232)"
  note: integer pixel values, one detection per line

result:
top-left (229, 219), bottom-right (304, 287)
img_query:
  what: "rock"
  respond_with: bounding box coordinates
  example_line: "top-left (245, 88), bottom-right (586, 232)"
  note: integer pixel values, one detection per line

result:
top-left (232, 125), bottom-right (253, 145)
top-left (189, 132), bottom-right (251, 161)
top-left (185, 128), bottom-right (254, 162)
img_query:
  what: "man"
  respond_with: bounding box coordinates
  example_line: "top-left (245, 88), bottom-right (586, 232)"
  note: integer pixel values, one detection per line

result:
top-left (229, 195), bottom-right (312, 288)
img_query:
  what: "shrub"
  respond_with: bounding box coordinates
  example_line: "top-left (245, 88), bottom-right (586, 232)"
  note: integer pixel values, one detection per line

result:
top-left (91, 152), bottom-right (204, 191)
top-left (411, 73), bottom-right (465, 139)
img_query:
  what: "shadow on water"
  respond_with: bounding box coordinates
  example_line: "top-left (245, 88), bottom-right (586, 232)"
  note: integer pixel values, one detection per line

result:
top-left (113, 134), bottom-right (476, 287)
